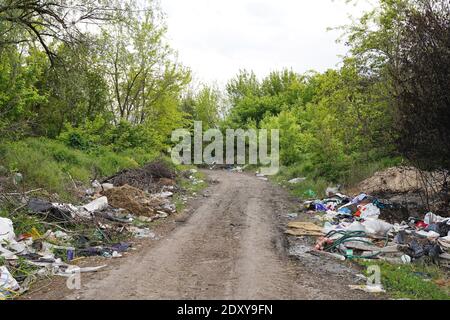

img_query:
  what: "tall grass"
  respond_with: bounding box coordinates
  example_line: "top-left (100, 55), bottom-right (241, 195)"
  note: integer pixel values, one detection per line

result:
top-left (0, 138), bottom-right (158, 200)
top-left (359, 260), bottom-right (449, 300)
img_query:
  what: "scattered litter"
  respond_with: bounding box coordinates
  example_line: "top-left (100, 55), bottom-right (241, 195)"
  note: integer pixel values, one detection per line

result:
top-left (138, 216), bottom-right (153, 223)
top-left (13, 173), bottom-right (23, 185)
top-left (401, 254), bottom-right (412, 264)
top-left (286, 213), bottom-right (298, 219)
top-left (349, 284), bottom-right (385, 293)
top-left (103, 185), bottom-right (173, 217)
top-left (57, 265), bottom-right (107, 276)
top-left (102, 160), bottom-right (176, 192)
top-left (286, 180), bottom-right (450, 268)
top-left (155, 191), bottom-right (173, 198)
top-left (355, 274), bottom-right (368, 283)
top-left (308, 250), bottom-right (346, 261)
top-left (359, 203), bottom-right (381, 220)
top-left (0, 161), bottom-right (192, 299)
top-left (288, 222), bottom-right (323, 232)
top-left (424, 212), bottom-right (447, 225)
top-left (101, 183), bottom-right (114, 191)
top-left (53, 230), bottom-right (70, 240)
top-left (362, 219), bottom-right (393, 236)
top-left (326, 185), bottom-right (341, 196)
top-left (289, 177), bottom-right (306, 184)
top-left (28, 199), bottom-right (77, 221)
top-left (83, 196), bottom-right (108, 213)
top-left (156, 211), bottom-right (168, 219)
top-left (338, 207), bottom-right (352, 215)
top-left (352, 193), bottom-right (368, 205)
top-left (129, 227), bottom-right (157, 239)
top-left (0, 266), bottom-right (20, 299)
top-left (112, 251), bottom-right (122, 258)
top-left (0, 217), bottom-right (15, 243)
top-left (92, 180), bottom-right (102, 190)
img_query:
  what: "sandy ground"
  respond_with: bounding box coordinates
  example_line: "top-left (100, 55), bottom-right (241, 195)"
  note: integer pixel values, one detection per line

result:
top-left (24, 170), bottom-right (379, 300)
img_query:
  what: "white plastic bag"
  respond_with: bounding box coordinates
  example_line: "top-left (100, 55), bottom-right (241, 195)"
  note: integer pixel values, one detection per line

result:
top-left (362, 219), bottom-right (393, 236)
top-left (359, 203), bottom-right (380, 220)
top-left (424, 212), bottom-right (447, 225)
top-left (0, 217), bottom-right (15, 243)
top-left (0, 266), bottom-right (20, 296)
top-left (346, 221), bottom-right (367, 232)
top-left (83, 196), bottom-right (108, 212)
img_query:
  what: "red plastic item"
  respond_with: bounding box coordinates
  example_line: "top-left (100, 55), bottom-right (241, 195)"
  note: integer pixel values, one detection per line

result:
top-left (415, 221), bottom-right (428, 229)
top-left (17, 233), bottom-right (32, 242)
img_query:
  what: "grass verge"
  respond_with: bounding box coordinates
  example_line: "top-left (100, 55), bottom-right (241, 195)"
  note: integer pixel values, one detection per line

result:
top-left (358, 260), bottom-right (449, 300)
top-left (0, 137), bottom-right (159, 201)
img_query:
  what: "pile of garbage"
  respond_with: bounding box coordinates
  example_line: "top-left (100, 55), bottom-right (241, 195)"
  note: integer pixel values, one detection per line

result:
top-left (0, 161), bottom-right (183, 299)
top-left (0, 215), bottom-right (112, 299)
top-left (288, 191), bottom-right (450, 266)
top-left (102, 160), bottom-right (176, 193)
top-left (103, 185), bottom-right (175, 218)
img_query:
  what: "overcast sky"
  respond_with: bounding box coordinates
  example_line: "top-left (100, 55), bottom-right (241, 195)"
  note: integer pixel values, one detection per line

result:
top-left (160, 0), bottom-right (375, 85)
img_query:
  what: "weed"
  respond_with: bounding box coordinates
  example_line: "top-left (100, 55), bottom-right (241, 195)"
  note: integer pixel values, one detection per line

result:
top-left (358, 260), bottom-right (449, 300)
top-left (0, 138), bottom-right (159, 201)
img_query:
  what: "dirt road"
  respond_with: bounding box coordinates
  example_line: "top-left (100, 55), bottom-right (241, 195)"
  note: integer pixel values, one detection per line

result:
top-left (44, 170), bottom-right (375, 300)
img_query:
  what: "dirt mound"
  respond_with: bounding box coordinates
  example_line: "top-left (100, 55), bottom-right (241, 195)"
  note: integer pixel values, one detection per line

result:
top-left (102, 185), bottom-right (162, 217)
top-left (103, 160), bottom-right (176, 192)
top-left (357, 166), bottom-right (446, 196)
top-left (357, 166), bottom-right (449, 219)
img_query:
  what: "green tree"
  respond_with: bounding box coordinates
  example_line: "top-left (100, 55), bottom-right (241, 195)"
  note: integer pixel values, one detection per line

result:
top-left (98, 5), bottom-right (190, 125)
top-left (181, 85), bottom-right (222, 130)
top-left (0, 45), bottom-right (46, 140)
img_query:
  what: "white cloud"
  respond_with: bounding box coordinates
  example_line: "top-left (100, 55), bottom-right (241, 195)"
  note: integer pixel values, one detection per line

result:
top-left (160, 0), bottom-right (374, 84)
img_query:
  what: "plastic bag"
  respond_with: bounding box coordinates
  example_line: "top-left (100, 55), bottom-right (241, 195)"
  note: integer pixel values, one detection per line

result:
top-left (362, 219), bottom-right (393, 236)
top-left (424, 212), bottom-right (446, 225)
top-left (351, 193), bottom-right (367, 204)
top-left (0, 218), bottom-right (15, 243)
top-left (359, 203), bottom-right (381, 220)
top-left (0, 266), bottom-right (20, 297)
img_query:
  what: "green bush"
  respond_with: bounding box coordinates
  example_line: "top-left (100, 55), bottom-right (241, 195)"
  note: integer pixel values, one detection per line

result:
top-left (120, 147), bottom-right (160, 166)
top-left (91, 148), bottom-right (139, 177)
top-left (260, 110), bottom-right (303, 166)
top-left (57, 116), bottom-right (109, 150)
top-left (58, 118), bottom-right (166, 154)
